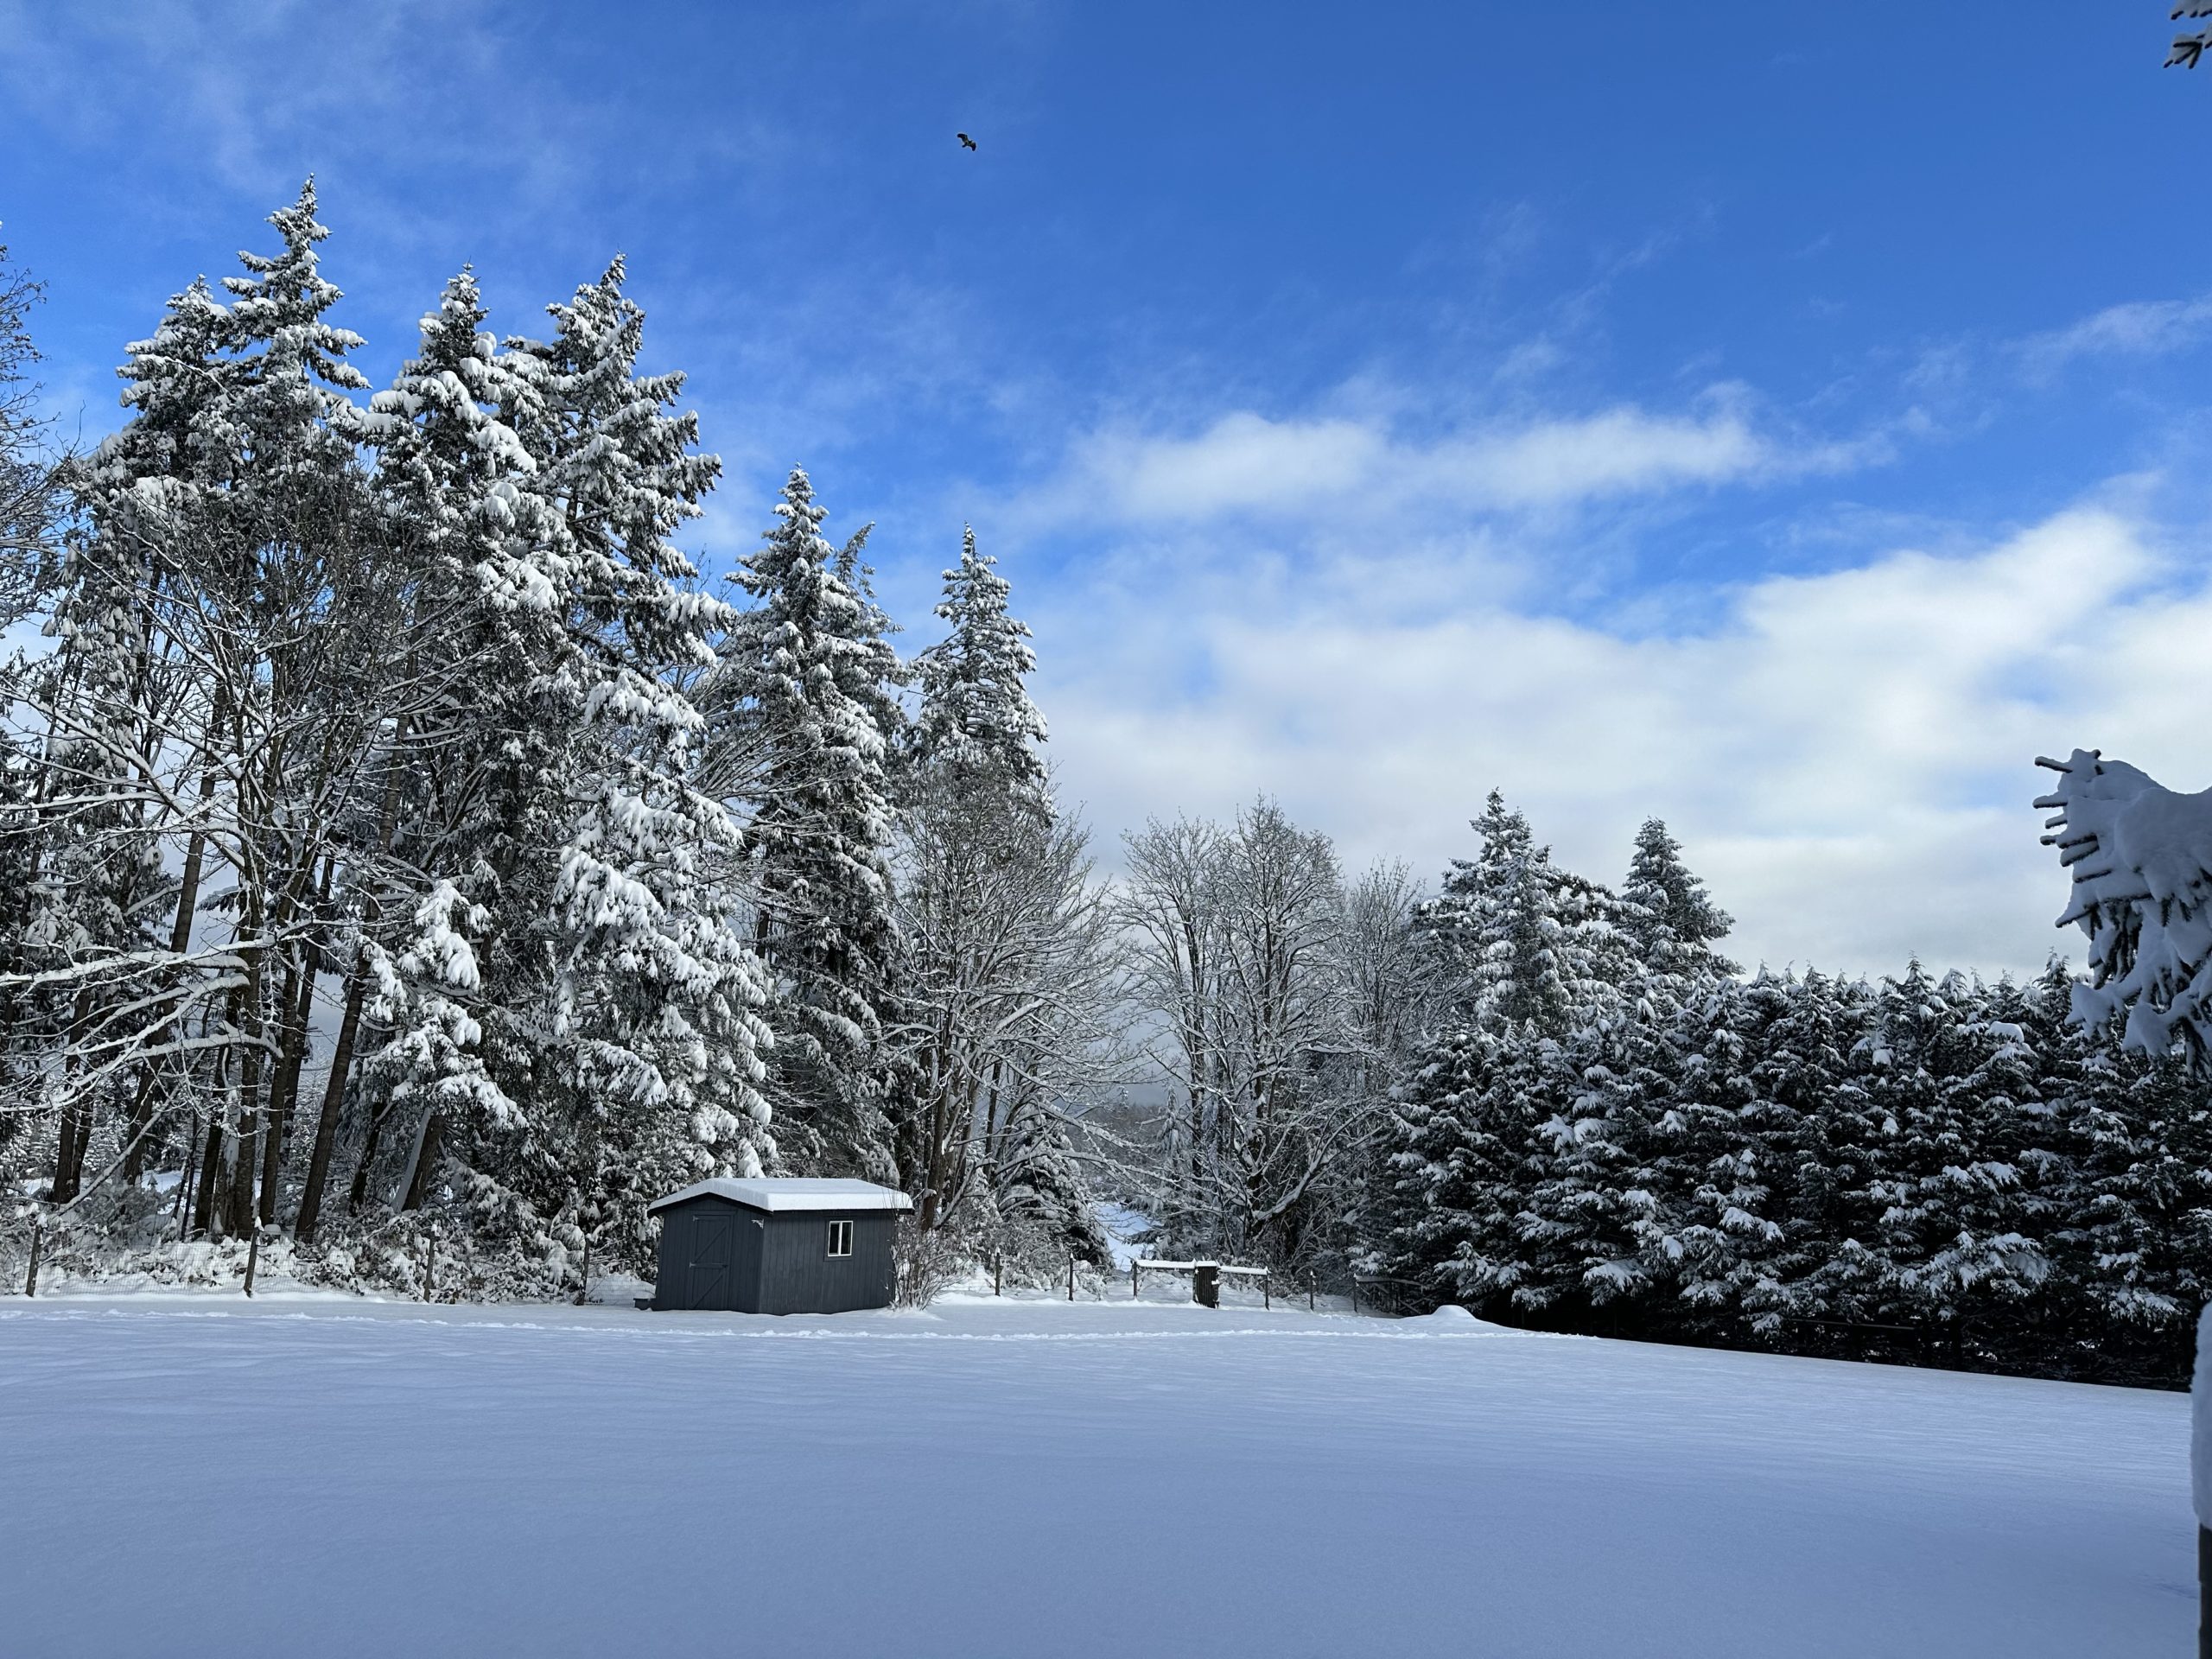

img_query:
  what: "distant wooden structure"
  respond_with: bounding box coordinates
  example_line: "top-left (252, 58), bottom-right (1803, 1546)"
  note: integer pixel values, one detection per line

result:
top-left (647, 1179), bottom-right (911, 1314)
top-left (1131, 1258), bottom-right (1269, 1308)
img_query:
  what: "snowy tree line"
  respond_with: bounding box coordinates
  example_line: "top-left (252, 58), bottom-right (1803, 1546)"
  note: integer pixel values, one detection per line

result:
top-left (1107, 786), bottom-right (2210, 1383)
top-left (3, 192), bottom-right (2207, 1384)
top-left (1362, 796), bottom-right (2212, 1385)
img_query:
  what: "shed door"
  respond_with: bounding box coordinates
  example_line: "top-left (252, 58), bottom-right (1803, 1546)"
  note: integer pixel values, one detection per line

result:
top-left (686, 1211), bottom-right (735, 1309)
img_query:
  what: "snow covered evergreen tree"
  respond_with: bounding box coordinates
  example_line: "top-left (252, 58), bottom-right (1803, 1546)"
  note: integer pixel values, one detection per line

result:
top-left (445, 258), bottom-right (776, 1267)
top-left (1703, 969), bottom-right (1866, 1337)
top-left (1585, 823), bottom-right (1753, 1331)
top-left (2037, 957), bottom-right (2212, 1378)
top-left (1375, 792), bottom-right (1624, 1310)
top-left (1620, 818), bottom-right (1738, 1006)
top-left (1863, 963), bottom-right (2049, 1337)
top-left (911, 526), bottom-right (1047, 805)
top-left (1422, 791), bottom-right (1618, 1039)
top-left (707, 468), bottom-right (903, 1181)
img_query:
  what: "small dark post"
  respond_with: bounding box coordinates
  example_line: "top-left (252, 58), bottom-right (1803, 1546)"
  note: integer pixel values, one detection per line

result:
top-left (1130, 1260), bottom-right (1139, 1300)
top-left (995, 1254), bottom-right (1003, 1297)
top-left (1263, 1276), bottom-right (1270, 1311)
top-left (24, 1214), bottom-right (42, 1298)
top-left (1193, 1263), bottom-right (1220, 1308)
top-left (1307, 1274), bottom-right (1315, 1312)
top-left (423, 1231), bottom-right (435, 1303)
top-left (243, 1227), bottom-right (259, 1299)
top-left (576, 1234), bottom-right (592, 1306)
top-left (1066, 1255), bottom-right (1075, 1302)
top-left (1351, 1278), bottom-right (1360, 1317)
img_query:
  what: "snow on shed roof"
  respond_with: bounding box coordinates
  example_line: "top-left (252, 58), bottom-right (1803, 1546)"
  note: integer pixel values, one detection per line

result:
top-left (647, 1178), bottom-right (913, 1215)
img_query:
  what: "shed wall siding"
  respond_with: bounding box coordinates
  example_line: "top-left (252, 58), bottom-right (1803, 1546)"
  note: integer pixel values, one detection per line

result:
top-left (757, 1210), bottom-right (898, 1314)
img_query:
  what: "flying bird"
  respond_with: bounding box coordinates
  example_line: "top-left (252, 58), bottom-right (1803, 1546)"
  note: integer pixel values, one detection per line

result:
top-left (957, 132), bottom-right (977, 151)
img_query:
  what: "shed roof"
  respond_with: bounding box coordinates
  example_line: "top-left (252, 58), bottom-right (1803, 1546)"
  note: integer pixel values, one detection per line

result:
top-left (647, 1177), bottom-right (914, 1215)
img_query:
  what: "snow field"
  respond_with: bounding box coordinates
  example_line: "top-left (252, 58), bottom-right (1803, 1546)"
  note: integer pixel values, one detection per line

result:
top-left (0, 1293), bottom-right (2189, 1657)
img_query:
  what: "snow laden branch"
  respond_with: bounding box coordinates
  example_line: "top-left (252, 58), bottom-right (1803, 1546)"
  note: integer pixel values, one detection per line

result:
top-left (2035, 747), bottom-right (2212, 1064)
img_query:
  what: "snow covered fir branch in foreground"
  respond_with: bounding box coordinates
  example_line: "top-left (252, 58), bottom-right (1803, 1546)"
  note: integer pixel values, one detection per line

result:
top-left (2035, 747), bottom-right (2212, 1064)
top-left (6, 190), bottom-right (2212, 1389)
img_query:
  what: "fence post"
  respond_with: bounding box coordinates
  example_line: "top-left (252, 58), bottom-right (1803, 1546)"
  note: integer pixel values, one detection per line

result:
top-left (1307, 1274), bottom-right (1315, 1312)
top-left (1351, 1278), bottom-right (1360, 1317)
top-left (243, 1226), bottom-right (259, 1299)
top-left (423, 1230), bottom-right (435, 1303)
top-left (1131, 1260), bottom-right (1140, 1300)
top-left (995, 1254), bottom-right (1002, 1297)
top-left (1066, 1255), bottom-right (1075, 1302)
top-left (576, 1235), bottom-right (592, 1307)
top-left (1263, 1276), bottom-right (1269, 1311)
top-left (24, 1213), bottom-right (41, 1299)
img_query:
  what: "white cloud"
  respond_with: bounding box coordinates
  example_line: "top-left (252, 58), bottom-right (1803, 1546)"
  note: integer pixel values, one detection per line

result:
top-left (1019, 396), bottom-right (1862, 530)
top-left (1444, 404), bottom-right (1764, 508)
top-left (2018, 295), bottom-right (2212, 376)
top-left (1032, 502), bottom-right (2204, 981)
top-left (0, 1), bottom-right (442, 194)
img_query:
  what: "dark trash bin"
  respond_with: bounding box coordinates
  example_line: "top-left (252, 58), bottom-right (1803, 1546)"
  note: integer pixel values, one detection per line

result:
top-left (1193, 1262), bottom-right (1220, 1308)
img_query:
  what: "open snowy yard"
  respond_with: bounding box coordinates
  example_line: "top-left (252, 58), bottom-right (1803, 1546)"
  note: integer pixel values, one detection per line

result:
top-left (0, 1293), bottom-right (2189, 1657)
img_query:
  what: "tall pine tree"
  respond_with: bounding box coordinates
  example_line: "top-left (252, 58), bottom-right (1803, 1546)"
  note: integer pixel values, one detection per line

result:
top-left (709, 468), bottom-right (903, 1180)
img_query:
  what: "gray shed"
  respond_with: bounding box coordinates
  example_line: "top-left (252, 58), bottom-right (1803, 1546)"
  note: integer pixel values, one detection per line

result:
top-left (647, 1178), bottom-right (912, 1314)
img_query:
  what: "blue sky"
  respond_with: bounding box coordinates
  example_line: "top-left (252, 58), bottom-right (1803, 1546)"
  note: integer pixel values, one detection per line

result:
top-left (5, 2), bottom-right (2210, 976)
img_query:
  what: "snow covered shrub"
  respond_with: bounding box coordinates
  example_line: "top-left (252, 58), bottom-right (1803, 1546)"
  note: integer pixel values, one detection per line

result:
top-left (0, 1210), bottom-right (29, 1294)
top-left (290, 1208), bottom-right (572, 1302)
top-left (892, 1216), bottom-right (964, 1307)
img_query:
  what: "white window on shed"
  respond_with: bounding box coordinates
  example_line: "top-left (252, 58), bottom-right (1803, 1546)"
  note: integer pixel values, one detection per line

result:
top-left (827, 1219), bottom-right (854, 1257)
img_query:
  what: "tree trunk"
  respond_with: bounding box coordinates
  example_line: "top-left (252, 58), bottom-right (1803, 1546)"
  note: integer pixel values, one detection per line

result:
top-left (258, 855), bottom-right (327, 1228)
top-left (189, 1110), bottom-right (225, 1238)
top-left (296, 960), bottom-right (369, 1242)
top-left (398, 1109), bottom-right (443, 1212)
top-left (213, 1120), bottom-right (243, 1239)
top-left (295, 729), bottom-right (407, 1242)
top-left (174, 1107), bottom-right (200, 1234)
top-left (51, 1105), bottom-right (85, 1205)
top-left (159, 734), bottom-right (228, 1225)
top-left (223, 938), bottom-right (269, 1239)
top-left (222, 1070), bottom-right (258, 1240)
top-left (119, 1065), bottom-right (161, 1186)
top-left (257, 944), bottom-right (308, 1226)
top-left (920, 1076), bottom-right (947, 1232)
top-left (49, 988), bottom-right (97, 1203)
top-left (346, 1096), bottom-right (393, 1217)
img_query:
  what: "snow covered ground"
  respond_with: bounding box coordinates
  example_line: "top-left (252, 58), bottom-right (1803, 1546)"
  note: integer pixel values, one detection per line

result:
top-left (0, 1289), bottom-right (2188, 1656)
